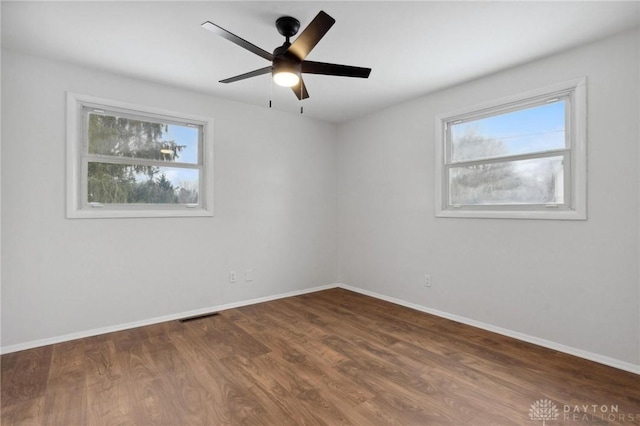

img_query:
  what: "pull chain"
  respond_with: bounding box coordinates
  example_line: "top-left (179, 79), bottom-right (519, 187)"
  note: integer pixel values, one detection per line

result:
top-left (269, 75), bottom-right (273, 108)
top-left (300, 80), bottom-right (304, 114)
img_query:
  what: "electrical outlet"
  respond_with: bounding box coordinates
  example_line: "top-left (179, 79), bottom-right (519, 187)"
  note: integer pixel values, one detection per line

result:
top-left (425, 274), bottom-right (432, 287)
top-left (229, 271), bottom-right (237, 283)
top-left (245, 269), bottom-right (254, 282)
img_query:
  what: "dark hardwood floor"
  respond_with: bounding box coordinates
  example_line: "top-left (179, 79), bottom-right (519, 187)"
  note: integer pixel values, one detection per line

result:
top-left (2, 288), bottom-right (639, 425)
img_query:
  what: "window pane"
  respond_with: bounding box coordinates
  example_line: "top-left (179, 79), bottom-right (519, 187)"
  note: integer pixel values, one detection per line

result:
top-left (449, 156), bottom-right (565, 205)
top-left (88, 162), bottom-right (199, 204)
top-left (450, 101), bottom-right (565, 162)
top-left (88, 112), bottom-right (199, 164)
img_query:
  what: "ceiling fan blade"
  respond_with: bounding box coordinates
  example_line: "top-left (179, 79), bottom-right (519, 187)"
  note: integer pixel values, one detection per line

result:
top-left (302, 61), bottom-right (371, 78)
top-left (202, 21), bottom-right (274, 62)
top-left (292, 77), bottom-right (309, 100)
top-left (287, 11), bottom-right (335, 60)
top-left (219, 66), bottom-right (272, 83)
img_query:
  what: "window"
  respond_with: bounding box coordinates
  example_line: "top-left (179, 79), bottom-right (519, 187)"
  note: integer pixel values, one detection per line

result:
top-left (435, 78), bottom-right (586, 220)
top-left (67, 93), bottom-right (214, 218)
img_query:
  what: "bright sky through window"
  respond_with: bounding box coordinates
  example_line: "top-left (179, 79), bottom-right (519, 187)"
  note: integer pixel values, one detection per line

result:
top-left (67, 92), bottom-right (214, 218)
top-left (165, 124), bottom-right (199, 164)
top-left (161, 124), bottom-right (200, 190)
top-left (450, 101), bottom-right (566, 163)
top-left (435, 77), bottom-right (586, 220)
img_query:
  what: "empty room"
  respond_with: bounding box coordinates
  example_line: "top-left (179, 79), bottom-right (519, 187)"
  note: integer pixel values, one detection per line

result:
top-left (1, 1), bottom-right (640, 425)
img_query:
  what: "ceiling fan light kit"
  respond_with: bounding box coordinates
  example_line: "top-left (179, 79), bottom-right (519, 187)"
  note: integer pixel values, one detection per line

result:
top-left (273, 70), bottom-right (300, 88)
top-left (201, 10), bottom-right (371, 101)
top-left (272, 58), bottom-right (301, 87)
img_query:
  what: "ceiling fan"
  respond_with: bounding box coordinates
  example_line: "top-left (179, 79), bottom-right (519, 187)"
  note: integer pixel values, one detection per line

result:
top-left (201, 11), bottom-right (371, 100)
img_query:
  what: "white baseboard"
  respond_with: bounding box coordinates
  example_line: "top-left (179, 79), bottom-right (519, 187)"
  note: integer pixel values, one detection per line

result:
top-left (3, 282), bottom-right (639, 376)
top-left (338, 284), bottom-right (640, 375)
top-left (0, 283), bottom-right (338, 355)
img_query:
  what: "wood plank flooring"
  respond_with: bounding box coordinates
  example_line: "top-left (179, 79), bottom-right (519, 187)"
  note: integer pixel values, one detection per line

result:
top-left (2, 288), bottom-right (639, 425)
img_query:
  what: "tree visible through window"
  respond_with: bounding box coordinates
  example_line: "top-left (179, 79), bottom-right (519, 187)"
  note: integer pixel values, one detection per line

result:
top-left (87, 112), bottom-right (199, 205)
top-left (67, 93), bottom-right (214, 218)
top-left (435, 78), bottom-right (586, 220)
top-left (448, 101), bottom-right (565, 206)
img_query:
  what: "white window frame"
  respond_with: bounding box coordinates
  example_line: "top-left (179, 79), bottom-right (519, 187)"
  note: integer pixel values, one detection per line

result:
top-left (434, 77), bottom-right (587, 220)
top-left (66, 93), bottom-right (214, 218)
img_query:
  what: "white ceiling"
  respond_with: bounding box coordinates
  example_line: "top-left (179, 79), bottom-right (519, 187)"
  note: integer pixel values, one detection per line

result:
top-left (2, 1), bottom-right (639, 123)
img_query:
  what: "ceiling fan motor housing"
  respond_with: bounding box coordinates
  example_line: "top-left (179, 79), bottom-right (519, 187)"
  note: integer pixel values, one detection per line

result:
top-left (275, 16), bottom-right (300, 39)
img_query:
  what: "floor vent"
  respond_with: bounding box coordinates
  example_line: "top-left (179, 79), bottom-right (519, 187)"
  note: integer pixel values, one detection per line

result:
top-left (178, 312), bottom-right (220, 323)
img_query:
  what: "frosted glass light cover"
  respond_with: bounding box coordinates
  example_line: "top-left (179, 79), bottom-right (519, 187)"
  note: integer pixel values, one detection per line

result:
top-left (273, 71), bottom-right (299, 87)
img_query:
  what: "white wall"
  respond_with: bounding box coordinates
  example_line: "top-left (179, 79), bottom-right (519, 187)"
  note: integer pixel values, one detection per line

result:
top-left (337, 29), bottom-right (640, 367)
top-left (1, 49), bottom-right (338, 348)
top-left (3, 29), bottom-right (639, 372)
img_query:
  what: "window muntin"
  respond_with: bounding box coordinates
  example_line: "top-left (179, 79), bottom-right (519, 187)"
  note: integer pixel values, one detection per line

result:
top-left (67, 93), bottom-right (214, 218)
top-left (435, 78), bottom-right (586, 220)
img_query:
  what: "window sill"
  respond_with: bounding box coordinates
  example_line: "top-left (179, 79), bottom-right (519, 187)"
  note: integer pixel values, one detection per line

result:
top-left (67, 207), bottom-right (214, 219)
top-left (435, 208), bottom-right (586, 220)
